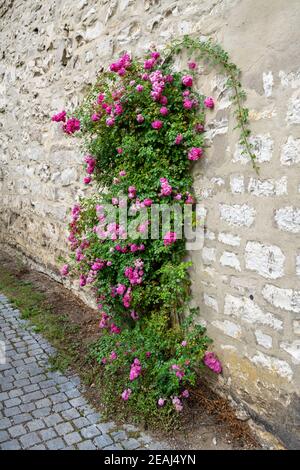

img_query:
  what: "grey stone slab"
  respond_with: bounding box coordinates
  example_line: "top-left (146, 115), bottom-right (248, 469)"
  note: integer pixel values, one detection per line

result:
top-left (56, 422), bottom-right (74, 436)
top-left (8, 424), bottom-right (26, 438)
top-left (122, 438), bottom-right (141, 450)
top-left (40, 428), bottom-right (58, 441)
top-left (77, 440), bottom-right (97, 450)
top-left (12, 412), bottom-right (31, 425)
top-left (93, 434), bottom-right (114, 449)
top-left (64, 431), bottom-right (82, 446)
top-left (0, 439), bottom-right (22, 450)
top-left (20, 432), bottom-right (41, 448)
top-left (0, 430), bottom-right (9, 442)
top-left (81, 425), bottom-right (101, 439)
top-left (72, 417), bottom-right (90, 429)
top-left (46, 437), bottom-right (66, 450)
top-left (27, 419), bottom-right (45, 432)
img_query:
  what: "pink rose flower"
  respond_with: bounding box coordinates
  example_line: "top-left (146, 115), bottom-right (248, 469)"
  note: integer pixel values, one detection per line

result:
top-left (83, 176), bottom-right (91, 184)
top-left (165, 75), bottom-right (173, 83)
top-left (182, 75), bottom-right (193, 87)
top-left (116, 284), bottom-right (126, 295)
top-left (51, 110), bottom-right (66, 122)
top-left (164, 231), bottom-right (177, 246)
top-left (143, 198), bottom-right (153, 207)
top-left (91, 113), bottom-right (100, 121)
top-left (130, 310), bottom-right (139, 321)
top-left (106, 117), bottom-right (115, 127)
top-left (160, 95), bottom-right (168, 105)
top-left (136, 84), bottom-right (144, 92)
top-left (188, 61), bottom-right (197, 69)
top-left (158, 398), bottom-right (165, 407)
top-left (144, 58), bottom-right (156, 70)
top-left (203, 351), bottom-right (222, 374)
top-left (204, 96), bottom-right (214, 108)
top-left (110, 351), bottom-right (117, 360)
top-left (181, 340), bottom-right (187, 347)
top-left (63, 118), bottom-right (80, 134)
top-left (151, 120), bottom-right (163, 130)
top-left (121, 388), bottom-right (132, 401)
top-left (183, 99), bottom-right (193, 110)
top-left (119, 170), bottom-right (126, 176)
top-left (175, 134), bottom-right (183, 145)
top-left (136, 114), bottom-right (144, 123)
top-left (60, 264), bottom-right (69, 276)
top-left (160, 106), bottom-right (168, 116)
top-left (97, 93), bottom-right (105, 103)
top-left (129, 358), bottom-right (142, 381)
top-left (110, 323), bottom-right (121, 334)
top-left (195, 123), bottom-right (205, 133)
top-left (172, 396), bottom-right (183, 412)
top-left (188, 147), bottom-right (203, 161)
top-left (182, 390), bottom-right (189, 398)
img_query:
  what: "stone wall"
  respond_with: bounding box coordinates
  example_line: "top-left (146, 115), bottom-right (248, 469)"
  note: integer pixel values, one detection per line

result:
top-left (0, 0), bottom-right (299, 448)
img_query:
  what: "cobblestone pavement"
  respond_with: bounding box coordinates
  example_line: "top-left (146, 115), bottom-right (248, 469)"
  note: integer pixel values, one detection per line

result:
top-left (0, 294), bottom-right (166, 450)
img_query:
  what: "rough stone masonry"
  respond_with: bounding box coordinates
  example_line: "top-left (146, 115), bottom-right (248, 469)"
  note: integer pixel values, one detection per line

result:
top-left (0, 0), bottom-right (299, 449)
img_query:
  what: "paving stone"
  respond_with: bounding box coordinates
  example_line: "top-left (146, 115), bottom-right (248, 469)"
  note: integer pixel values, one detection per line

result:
top-left (0, 418), bottom-right (11, 430)
top-left (5, 397), bottom-right (22, 408)
top-left (8, 389), bottom-right (23, 399)
top-left (20, 402), bottom-right (36, 413)
top-left (4, 406), bottom-right (21, 417)
top-left (93, 434), bottom-right (114, 449)
top-left (111, 430), bottom-right (127, 442)
top-left (122, 438), bottom-right (141, 450)
top-left (8, 424), bottom-right (26, 438)
top-left (61, 408), bottom-right (80, 421)
top-left (64, 431), bottom-right (82, 446)
top-left (56, 422), bottom-right (74, 436)
top-left (30, 444), bottom-right (47, 450)
top-left (0, 392), bottom-right (9, 401)
top-left (81, 425), bottom-right (100, 439)
top-left (86, 412), bottom-right (102, 424)
top-left (12, 412), bottom-right (31, 425)
top-left (0, 430), bottom-right (9, 442)
top-left (22, 391), bottom-right (44, 403)
top-left (23, 384), bottom-right (40, 393)
top-left (53, 402), bottom-right (71, 413)
top-left (72, 417), bottom-right (90, 429)
top-left (27, 419), bottom-right (45, 432)
top-left (40, 428), bottom-right (57, 441)
top-left (46, 437), bottom-right (66, 450)
top-left (0, 439), bottom-right (22, 450)
top-left (97, 421), bottom-right (116, 434)
top-left (103, 443), bottom-right (124, 450)
top-left (77, 440), bottom-right (97, 450)
top-left (64, 388), bottom-right (81, 399)
top-left (51, 393), bottom-right (68, 404)
top-left (43, 414), bottom-right (63, 427)
top-left (20, 432), bottom-right (41, 448)
top-left (32, 407), bottom-right (51, 418)
top-left (42, 386), bottom-right (58, 396)
top-left (35, 398), bottom-right (52, 409)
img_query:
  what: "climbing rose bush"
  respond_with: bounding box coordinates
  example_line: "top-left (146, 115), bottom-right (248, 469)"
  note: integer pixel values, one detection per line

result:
top-left (53, 45), bottom-right (222, 421)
